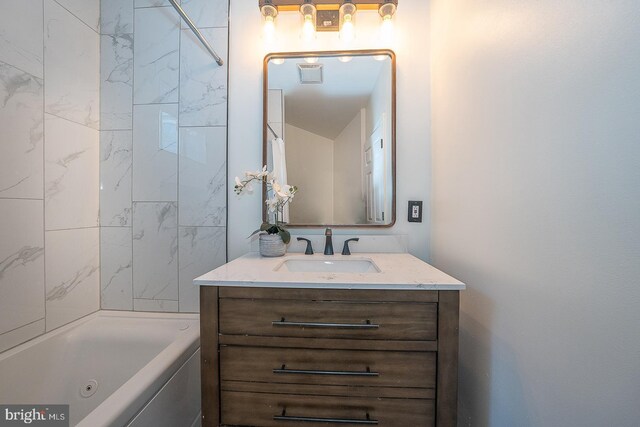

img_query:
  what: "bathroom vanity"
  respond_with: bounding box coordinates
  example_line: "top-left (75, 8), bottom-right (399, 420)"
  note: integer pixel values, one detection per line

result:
top-left (195, 253), bottom-right (465, 427)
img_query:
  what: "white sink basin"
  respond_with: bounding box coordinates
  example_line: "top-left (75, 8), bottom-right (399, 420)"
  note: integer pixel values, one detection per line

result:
top-left (275, 258), bottom-right (381, 273)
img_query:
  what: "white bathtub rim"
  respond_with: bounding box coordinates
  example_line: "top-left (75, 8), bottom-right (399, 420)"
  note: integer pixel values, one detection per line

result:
top-left (0, 310), bottom-right (200, 427)
top-left (0, 310), bottom-right (198, 362)
top-left (0, 310), bottom-right (99, 362)
top-left (77, 332), bottom-right (199, 427)
top-left (78, 345), bottom-right (200, 427)
top-left (76, 311), bottom-right (200, 427)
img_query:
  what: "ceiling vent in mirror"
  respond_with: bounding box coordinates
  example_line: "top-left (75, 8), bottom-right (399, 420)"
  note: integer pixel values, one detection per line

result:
top-left (297, 63), bottom-right (323, 84)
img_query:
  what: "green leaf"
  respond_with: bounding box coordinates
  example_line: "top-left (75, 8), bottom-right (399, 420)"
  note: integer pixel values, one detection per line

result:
top-left (248, 228), bottom-right (263, 238)
top-left (279, 229), bottom-right (291, 244)
top-left (260, 222), bottom-right (272, 231)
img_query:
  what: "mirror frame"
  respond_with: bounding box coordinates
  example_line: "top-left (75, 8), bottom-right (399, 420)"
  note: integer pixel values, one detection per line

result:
top-left (262, 49), bottom-right (397, 228)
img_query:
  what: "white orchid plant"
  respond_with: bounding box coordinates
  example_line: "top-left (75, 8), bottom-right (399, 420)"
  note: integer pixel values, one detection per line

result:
top-left (234, 166), bottom-right (297, 244)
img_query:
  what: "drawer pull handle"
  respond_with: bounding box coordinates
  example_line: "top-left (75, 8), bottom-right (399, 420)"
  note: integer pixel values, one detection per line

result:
top-left (272, 319), bottom-right (379, 329)
top-left (274, 409), bottom-right (378, 425)
top-left (273, 365), bottom-right (379, 377)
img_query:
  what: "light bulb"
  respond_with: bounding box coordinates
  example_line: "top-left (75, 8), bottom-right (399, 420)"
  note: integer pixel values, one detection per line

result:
top-left (271, 58), bottom-right (285, 65)
top-left (304, 56), bottom-right (319, 64)
top-left (380, 15), bottom-right (394, 44)
top-left (263, 15), bottom-right (276, 43)
top-left (302, 15), bottom-right (315, 41)
top-left (338, 56), bottom-right (353, 63)
top-left (340, 15), bottom-right (355, 43)
top-left (261, 4), bottom-right (278, 44)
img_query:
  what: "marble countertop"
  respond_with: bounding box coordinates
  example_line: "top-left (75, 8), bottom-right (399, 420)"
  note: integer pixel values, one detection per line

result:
top-left (194, 252), bottom-right (465, 291)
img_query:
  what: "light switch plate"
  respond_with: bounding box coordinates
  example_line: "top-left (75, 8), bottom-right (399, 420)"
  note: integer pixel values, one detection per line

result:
top-left (408, 201), bottom-right (423, 223)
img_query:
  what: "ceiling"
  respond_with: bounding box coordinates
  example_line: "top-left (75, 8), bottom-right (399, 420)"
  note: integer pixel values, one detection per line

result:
top-left (268, 55), bottom-right (387, 140)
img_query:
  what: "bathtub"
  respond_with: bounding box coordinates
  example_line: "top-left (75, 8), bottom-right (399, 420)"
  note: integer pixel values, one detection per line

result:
top-left (0, 311), bottom-right (201, 427)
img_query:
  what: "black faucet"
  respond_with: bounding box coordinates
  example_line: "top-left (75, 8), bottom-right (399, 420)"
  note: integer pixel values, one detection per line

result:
top-left (324, 228), bottom-right (334, 255)
top-left (341, 238), bottom-right (359, 255)
top-left (297, 237), bottom-right (314, 255)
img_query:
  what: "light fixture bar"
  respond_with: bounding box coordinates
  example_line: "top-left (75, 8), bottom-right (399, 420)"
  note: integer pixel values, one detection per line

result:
top-left (258, 0), bottom-right (397, 37)
top-left (259, 1), bottom-right (397, 12)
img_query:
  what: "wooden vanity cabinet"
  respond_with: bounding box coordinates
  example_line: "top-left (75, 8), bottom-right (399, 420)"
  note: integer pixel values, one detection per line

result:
top-left (200, 287), bottom-right (459, 427)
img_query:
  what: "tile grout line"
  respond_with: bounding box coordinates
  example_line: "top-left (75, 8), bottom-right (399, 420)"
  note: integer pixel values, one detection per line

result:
top-left (42, 0), bottom-right (47, 333)
top-left (178, 124), bottom-right (227, 128)
top-left (132, 102), bottom-right (179, 106)
top-left (131, 200), bottom-right (182, 203)
top-left (0, 197), bottom-right (45, 201)
top-left (131, 3), bottom-right (137, 311)
top-left (98, 8), bottom-right (103, 312)
top-left (225, 0), bottom-right (230, 265)
top-left (0, 318), bottom-right (45, 338)
top-left (177, 3), bottom-right (182, 313)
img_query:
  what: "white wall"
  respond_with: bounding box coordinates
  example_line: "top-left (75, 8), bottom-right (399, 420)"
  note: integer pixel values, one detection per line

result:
top-left (0, 0), bottom-right (100, 353)
top-left (285, 123), bottom-right (334, 224)
top-left (99, 0), bottom-right (229, 314)
top-left (431, 1), bottom-right (640, 425)
top-left (228, 0), bottom-right (432, 260)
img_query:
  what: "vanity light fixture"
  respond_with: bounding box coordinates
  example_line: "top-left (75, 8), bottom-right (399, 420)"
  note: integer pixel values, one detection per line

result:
top-left (300, 1), bottom-right (318, 41)
top-left (378, 0), bottom-right (397, 21)
top-left (378, 0), bottom-right (397, 43)
top-left (258, 1), bottom-right (398, 39)
top-left (260, 1), bottom-right (278, 42)
top-left (339, 1), bottom-right (357, 43)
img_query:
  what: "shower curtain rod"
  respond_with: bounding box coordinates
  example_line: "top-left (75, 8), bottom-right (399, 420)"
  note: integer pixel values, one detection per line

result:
top-left (168, 0), bottom-right (224, 66)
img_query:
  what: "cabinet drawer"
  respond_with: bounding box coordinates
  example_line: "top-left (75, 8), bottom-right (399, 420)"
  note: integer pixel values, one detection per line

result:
top-left (219, 299), bottom-right (437, 341)
top-left (221, 391), bottom-right (435, 427)
top-left (220, 346), bottom-right (436, 389)
top-left (219, 287), bottom-right (439, 303)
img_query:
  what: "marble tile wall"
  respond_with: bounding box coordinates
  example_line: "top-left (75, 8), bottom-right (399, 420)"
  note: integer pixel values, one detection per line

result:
top-left (100, 0), bottom-right (228, 313)
top-left (0, 0), bottom-right (100, 353)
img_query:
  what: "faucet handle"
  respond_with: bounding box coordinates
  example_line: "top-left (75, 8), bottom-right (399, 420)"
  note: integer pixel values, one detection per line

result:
top-left (297, 237), bottom-right (314, 255)
top-left (341, 238), bottom-right (360, 256)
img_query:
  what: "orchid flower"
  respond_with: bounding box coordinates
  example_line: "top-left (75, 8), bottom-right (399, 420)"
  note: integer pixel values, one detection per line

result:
top-left (265, 197), bottom-right (279, 212)
top-left (235, 165), bottom-right (298, 244)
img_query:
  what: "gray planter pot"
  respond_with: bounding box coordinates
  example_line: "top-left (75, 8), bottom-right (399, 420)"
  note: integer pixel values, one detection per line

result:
top-left (259, 233), bottom-right (286, 257)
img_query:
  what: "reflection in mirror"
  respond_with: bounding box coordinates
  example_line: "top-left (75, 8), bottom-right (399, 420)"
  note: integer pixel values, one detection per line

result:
top-left (264, 51), bottom-right (395, 227)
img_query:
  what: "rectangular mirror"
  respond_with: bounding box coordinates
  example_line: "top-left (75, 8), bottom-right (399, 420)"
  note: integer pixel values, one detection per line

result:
top-left (263, 50), bottom-right (396, 227)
